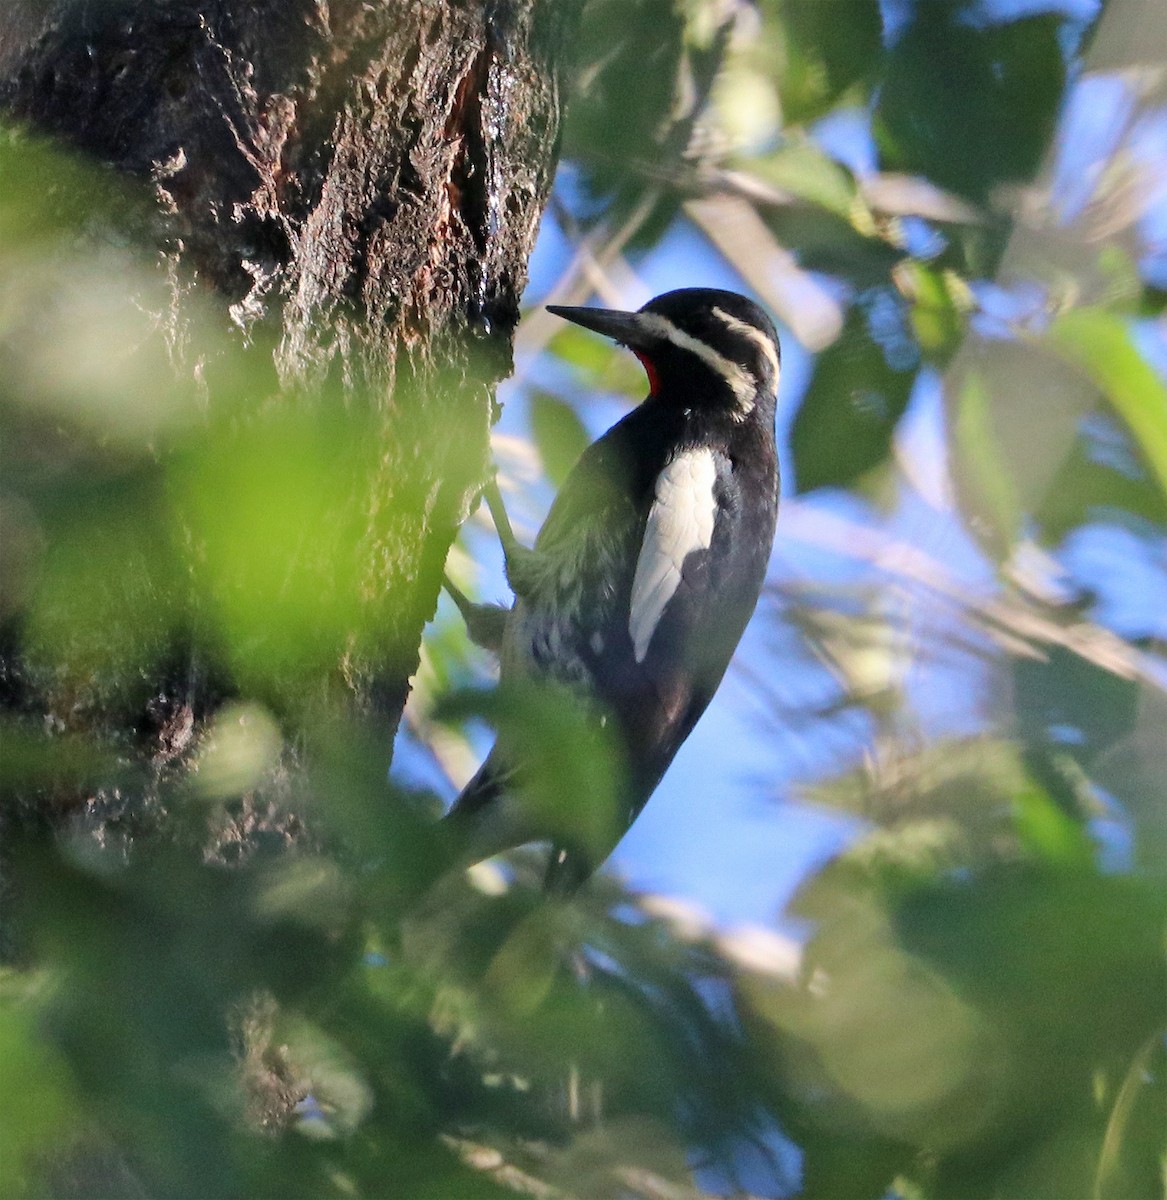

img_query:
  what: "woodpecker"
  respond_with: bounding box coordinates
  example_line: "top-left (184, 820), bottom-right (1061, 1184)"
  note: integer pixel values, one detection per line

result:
top-left (446, 288), bottom-right (781, 891)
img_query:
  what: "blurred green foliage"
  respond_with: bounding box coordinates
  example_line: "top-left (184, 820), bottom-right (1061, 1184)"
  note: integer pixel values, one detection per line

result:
top-left (3, 0), bottom-right (1167, 1197)
top-left (790, 302), bottom-right (917, 493)
top-left (876, 10), bottom-right (1066, 204)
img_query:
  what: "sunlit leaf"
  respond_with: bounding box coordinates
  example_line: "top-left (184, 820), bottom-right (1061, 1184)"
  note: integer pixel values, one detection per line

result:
top-left (195, 703), bottom-right (284, 799)
top-left (0, 977), bottom-right (80, 1199)
top-left (750, 140), bottom-right (857, 217)
top-left (437, 677), bottom-right (626, 862)
top-left (768, 0), bottom-right (884, 125)
top-left (1011, 782), bottom-right (1095, 870)
top-left (0, 126), bottom-right (150, 250)
top-left (173, 408), bottom-right (374, 689)
top-left (896, 261), bottom-right (968, 360)
top-left (1045, 308), bottom-right (1167, 501)
top-left (548, 323), bottom-right (649, 400)
top-left (711, 63), bottom-right (780, 152)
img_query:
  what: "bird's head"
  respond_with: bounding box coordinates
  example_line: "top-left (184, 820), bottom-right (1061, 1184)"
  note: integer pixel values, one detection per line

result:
top-left (547, 288), bottom-right (780, 420)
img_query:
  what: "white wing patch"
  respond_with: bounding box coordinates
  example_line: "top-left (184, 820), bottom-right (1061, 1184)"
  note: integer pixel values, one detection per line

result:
top-left (629, 448), bottom-right (719, 663)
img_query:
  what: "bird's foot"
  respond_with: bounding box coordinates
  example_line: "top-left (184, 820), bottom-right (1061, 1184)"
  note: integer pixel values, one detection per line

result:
top-left (442, 575), bottom-right (509, 652)
top-left (483, 475), bottom-right (542, 601)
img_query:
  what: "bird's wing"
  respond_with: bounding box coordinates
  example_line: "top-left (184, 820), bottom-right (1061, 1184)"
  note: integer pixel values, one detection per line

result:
top-left (533, 428), bottom-right (642, 554)
top-left (613, 448), bottom-right (770, 809)
top-left (628, 446), bottom-right (720, 663)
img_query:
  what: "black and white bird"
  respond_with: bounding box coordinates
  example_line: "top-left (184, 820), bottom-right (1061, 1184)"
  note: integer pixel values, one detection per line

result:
top-left (445, 287), bottom-right (781, 891)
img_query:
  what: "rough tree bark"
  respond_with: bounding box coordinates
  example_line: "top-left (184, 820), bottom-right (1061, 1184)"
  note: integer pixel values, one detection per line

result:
top-left (0, 0), bottom-right (583, 755)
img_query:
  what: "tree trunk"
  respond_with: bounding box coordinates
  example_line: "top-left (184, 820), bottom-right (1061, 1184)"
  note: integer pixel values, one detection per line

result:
top-left (0, 0), bottom-right (581, 750)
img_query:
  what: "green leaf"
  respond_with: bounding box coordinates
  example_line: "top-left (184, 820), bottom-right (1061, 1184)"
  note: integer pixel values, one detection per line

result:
top-left (1033, 427), bottom-right (1167, 544)
top-left (769, 0), bottom-right (884, 125)
top-left (951, 368), bottom-right (1022, 552)
top-left (172, 408), bottom-right (374, 687)
top-left (0, 126), bottom-right (150, 250)
top-left (876, 11), bottom-right (1067, 204)
top-left (530, 390), bottom-right (589, 487)
top-left (791, 304), bottom-right (917, 493)
top-left (549, 325), bottom-right (648, 398)
top-left (24, 469), bottom-right (183, 702)
top-left (1013, 646), bottom-right (1140, 761)
top-left (1011, 784), bottom-right (1095, 870)
top-left (750, 140), bottom-right (857, 217)
top-left (899, 263), bottom-right (969, 361)
top-left (561, 0), bottom-right (690, 204)
top-left (0, 978), bottom-right (80, 1199)
top-left (1094, 1032), bottom-right (1167, 1200)
top-left (437, 677), bottom-right (626, 860)
top-left (1045, 309), bottom-right (1167, 501)
top-left (760, 198), bottom-right (902, 290)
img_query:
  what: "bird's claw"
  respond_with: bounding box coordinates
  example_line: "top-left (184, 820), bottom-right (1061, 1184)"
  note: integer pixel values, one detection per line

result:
top-left (483, 475), bottom-right (540, 600)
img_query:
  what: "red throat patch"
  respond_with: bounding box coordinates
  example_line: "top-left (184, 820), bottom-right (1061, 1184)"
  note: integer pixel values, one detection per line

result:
top-left (633, 350), bottom-right (661, 397)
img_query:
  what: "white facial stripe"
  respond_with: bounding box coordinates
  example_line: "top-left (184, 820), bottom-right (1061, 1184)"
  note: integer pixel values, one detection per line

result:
top-left (629, 447), bottom-right (719, 663)
top-left (712, 306), bottom-right (780, 381)
top-left (637, 312), bottom-right (757, 411)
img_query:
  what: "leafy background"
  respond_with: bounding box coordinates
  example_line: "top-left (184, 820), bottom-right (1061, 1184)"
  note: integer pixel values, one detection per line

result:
top-left (2, 0), bottom-right (1166, 1197)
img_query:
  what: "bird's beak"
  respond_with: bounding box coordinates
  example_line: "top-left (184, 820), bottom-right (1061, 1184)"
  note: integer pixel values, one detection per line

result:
top-left (546, 304), bottom-right (657, 352)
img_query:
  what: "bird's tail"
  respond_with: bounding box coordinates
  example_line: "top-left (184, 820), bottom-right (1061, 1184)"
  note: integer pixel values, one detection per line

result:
top-left (443, 752), bottom-right (527, 868)
top-left (445, 754), bottom-right (505, 823)
top-left (444, 755), bottom-right (594, 894)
